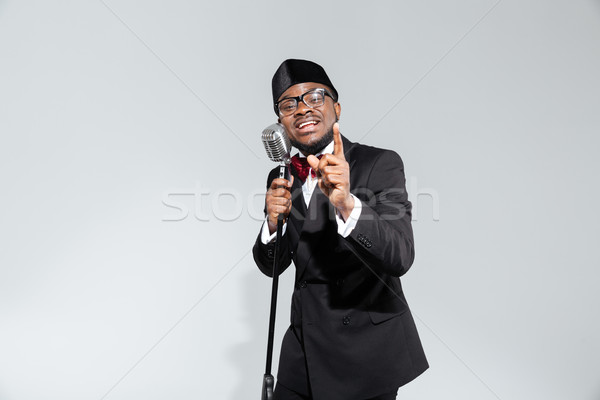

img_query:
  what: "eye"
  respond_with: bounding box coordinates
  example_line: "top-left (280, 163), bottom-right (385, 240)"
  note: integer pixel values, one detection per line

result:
top-left (279, 100), bottom-right (296, 112)
top-left (306, 93), bottom-right (322, 106)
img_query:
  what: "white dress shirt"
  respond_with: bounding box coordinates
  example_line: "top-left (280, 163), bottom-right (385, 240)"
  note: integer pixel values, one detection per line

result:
top-left (260, 141), bottom-right (362, 244)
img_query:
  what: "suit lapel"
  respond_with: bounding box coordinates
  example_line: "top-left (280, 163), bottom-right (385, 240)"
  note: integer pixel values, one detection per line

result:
top-left (293, 188), bottom-right (332, 278)
top-left (286, 164), bottom-right (307, 245)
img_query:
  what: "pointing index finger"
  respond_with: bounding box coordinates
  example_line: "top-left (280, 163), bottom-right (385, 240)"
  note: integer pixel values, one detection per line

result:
top-left (332, 122), bottom-right (345, 159)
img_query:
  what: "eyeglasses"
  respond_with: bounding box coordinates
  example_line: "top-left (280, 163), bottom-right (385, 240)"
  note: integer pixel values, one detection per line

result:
top-left (275, 88), bottom-right (335, 116)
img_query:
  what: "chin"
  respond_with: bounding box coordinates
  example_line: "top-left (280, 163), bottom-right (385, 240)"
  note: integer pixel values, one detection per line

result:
top-left (303, 132), bottom-right (324, 144)
top-left (291, 128), bottom-right (334, 155)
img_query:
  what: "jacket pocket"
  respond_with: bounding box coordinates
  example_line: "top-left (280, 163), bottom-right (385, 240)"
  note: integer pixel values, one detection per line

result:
top-left (367, 297), bottom-right (409, 325)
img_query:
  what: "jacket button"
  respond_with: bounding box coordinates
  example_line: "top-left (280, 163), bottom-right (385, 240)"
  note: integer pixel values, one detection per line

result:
top-left (342, 316), bottom-right (351, 325)
top-left (300, 281), bottom-right (307, 288)
top-left (336, 279), bottom-right (344, 286)
top-left (267, 249), bottom-right (274, 258)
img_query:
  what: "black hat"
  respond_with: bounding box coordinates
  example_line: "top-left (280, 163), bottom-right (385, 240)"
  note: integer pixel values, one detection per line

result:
top-left (271, 59), bottom-right (338, 115)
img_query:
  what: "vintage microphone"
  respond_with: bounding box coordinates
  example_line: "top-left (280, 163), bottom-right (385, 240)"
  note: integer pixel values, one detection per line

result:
top-left (260, 123), bottom-right (291, 400)
top-left (262, 122), bottom-right (292, 180)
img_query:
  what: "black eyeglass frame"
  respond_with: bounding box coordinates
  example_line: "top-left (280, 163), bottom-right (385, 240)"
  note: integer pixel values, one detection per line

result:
top-left (274, 88), bottom-right (336, 116)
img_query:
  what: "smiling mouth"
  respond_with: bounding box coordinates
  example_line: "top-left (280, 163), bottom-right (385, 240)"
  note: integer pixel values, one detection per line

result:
top-left (299, 120), bottom-right (317, 128)
top-left (296, 120), bottom-right (319, 133)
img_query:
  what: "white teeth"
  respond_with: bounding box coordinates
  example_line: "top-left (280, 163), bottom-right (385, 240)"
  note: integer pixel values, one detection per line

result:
top-left (299, 121), bottom-right (317, 128)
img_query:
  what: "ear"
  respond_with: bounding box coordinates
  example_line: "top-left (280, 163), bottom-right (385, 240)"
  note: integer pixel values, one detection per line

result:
top-left (334, 102), bottom-right (341, 121)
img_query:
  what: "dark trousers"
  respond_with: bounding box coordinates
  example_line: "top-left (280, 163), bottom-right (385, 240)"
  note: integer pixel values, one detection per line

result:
top-left (274, 382), bottom-right (398, 400)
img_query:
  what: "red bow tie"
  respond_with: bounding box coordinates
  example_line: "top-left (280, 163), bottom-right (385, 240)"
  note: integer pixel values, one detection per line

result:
top-left (290, 155), bottom-right (323, 183)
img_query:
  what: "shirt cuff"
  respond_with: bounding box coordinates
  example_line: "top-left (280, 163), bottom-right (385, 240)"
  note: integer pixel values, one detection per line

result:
top-left (260, 218), bottom-right (288, 244)
top-left (335, 195), bottom-right (362, 238)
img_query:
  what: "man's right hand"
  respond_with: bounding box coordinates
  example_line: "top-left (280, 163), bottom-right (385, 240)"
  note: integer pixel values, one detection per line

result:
top-left (265, 176), bottom-right (294, 234)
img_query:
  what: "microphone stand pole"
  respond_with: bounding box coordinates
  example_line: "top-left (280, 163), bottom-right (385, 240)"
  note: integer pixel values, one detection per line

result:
top-left (262, 162), bottom-right (288, 400)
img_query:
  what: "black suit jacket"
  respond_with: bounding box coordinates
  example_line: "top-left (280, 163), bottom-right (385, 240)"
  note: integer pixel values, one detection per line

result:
top-left (253, 136), bottom-right (428, 400)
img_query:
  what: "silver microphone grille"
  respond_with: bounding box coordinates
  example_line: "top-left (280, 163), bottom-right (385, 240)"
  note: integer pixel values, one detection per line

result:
top-left (261, 123), bottom-right (291, 163)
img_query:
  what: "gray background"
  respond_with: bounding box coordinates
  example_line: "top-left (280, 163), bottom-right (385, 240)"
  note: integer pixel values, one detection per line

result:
top-left (1, 0), bottom-right (599, 399)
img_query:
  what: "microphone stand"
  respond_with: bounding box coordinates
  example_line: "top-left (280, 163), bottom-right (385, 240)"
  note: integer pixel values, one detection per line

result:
top-left (262, 162), bottom-right (289, 400)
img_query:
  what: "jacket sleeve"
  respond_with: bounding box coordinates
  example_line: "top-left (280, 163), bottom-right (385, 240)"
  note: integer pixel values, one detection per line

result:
top-left (344, 150), bottom-right (415, 277)
top-left (252, 169), bottom-right (293, 277)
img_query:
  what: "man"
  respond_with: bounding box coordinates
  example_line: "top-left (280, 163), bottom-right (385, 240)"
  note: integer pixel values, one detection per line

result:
top-left (253, 59), bottom-right (428, 400)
